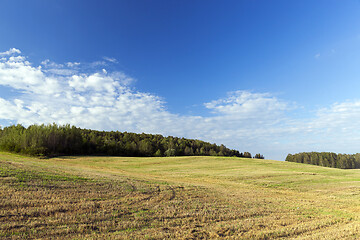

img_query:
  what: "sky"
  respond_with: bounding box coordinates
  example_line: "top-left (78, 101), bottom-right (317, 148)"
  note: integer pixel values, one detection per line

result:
top-left (1, 0), bottom-right (360, 160)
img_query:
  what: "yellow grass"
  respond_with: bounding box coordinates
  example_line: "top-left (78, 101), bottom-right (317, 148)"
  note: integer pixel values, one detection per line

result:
top-left (2, 152), bottom-right (360, 239)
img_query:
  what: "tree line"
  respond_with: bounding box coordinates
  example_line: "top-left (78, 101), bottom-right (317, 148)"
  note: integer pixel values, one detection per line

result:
top-left (285, 152), bottom-right (360, 169)
top-left (0, 124), bottom-right (262, 158)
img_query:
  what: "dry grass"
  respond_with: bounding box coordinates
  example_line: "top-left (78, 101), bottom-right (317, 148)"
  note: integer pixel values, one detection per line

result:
top-left (1, 153), bottom-right (360, 239)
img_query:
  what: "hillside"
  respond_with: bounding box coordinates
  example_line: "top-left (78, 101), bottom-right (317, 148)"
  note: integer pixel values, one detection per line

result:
top-left (2, 153), bottom-right (360, 239)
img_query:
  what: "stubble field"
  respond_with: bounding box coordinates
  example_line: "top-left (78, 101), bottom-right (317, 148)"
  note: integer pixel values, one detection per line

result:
top-left (2, 152), bottom-right (360, 239)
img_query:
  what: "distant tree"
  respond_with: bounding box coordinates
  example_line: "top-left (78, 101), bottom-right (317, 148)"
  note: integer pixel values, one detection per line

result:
top-left (254, 153), bottom-right (264, 159)
top-left (199, 147), bottom-right (206, 156)
top-left (303, 153), bottom-right (311, 164)
top-left (164, 148), bottom-right (176, 157)
top-left (209, 149), bottom-right (217, 156)
top-left (184, 146), bottom-right (194, 156)
top-left (243, 152), bottom-right (252, 158)
top-left (154, 149), bottom-right (162, 157)
top-left (285, 152), bottom-right (360, 169)
top-left (0, 123), bottom-right (260, 159)
top-left (139, 139), bottom-right (153, 156)
top-left (310, 152), bottom-right (319, 165)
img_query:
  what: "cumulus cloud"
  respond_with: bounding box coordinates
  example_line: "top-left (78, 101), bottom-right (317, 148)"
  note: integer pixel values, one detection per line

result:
top-left (0, 49), bottom-right (169, 133)
top-left (2, 48), bottom-right (360, 160)
top-left (205, 91), bottom-right (288, 117)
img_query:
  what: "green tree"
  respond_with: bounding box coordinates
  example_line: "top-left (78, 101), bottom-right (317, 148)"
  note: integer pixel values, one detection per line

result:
top-left (154, 149), bottom-right (162, 157)
top-left (243, 152), bottom-right (252, 158)
top-left (164, 148), bottom-right (176, 157)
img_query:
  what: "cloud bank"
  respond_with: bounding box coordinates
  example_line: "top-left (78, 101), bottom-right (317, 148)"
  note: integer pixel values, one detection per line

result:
top-left (1, 48), bottom-right (360, 160)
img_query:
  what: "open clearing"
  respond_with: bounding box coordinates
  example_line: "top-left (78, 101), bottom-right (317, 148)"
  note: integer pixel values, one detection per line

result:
top-left (2, 153), bottom-right (360, 239)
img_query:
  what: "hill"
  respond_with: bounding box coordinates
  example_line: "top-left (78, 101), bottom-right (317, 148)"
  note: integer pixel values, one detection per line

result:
top-left (2, 153), bottom-right (360, 239)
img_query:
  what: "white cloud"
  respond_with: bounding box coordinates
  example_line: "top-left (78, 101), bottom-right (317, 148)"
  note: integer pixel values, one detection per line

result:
top-left (0, 50), bottom-right (166, 134)
top-left (66, 62), bottom-right (80, 67)
top-left (91, 61), bottom-right (107, 67)
top-left (103, 56), bottom-right (117, 63)
top-left (0, 48), bottom-right (21, 56)
top-left (0, 59), bottom-right (46, 92)
top-left (41, 59), bottom-right (77, 76)
top-left (309, 101), bottom-right (360, 138)
top-left (110, 71), bottom-right (135, 85)
top-left (205, 91), bottom-right (288, 117)
top-left (2, 48), bottom-right (360, 160)
top-left (314, 53), bottom-right (321, 59)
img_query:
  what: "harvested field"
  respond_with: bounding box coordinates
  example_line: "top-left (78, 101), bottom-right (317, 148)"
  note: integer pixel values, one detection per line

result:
top-left (1, 153), bottom-right (360, 239)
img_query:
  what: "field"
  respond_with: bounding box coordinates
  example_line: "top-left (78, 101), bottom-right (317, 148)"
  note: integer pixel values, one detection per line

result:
top-left (2, 153), bottom-right (360, 239)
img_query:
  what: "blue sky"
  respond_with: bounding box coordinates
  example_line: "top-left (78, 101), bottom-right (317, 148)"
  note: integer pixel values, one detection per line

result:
top-left (1, 0), bottom-right (360, 160)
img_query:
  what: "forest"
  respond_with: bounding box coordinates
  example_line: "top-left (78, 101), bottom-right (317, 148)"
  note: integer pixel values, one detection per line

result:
top-left (0, 124), bottom-right (261, 158)
top-left (285, 152), bottom-right (360, 169)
